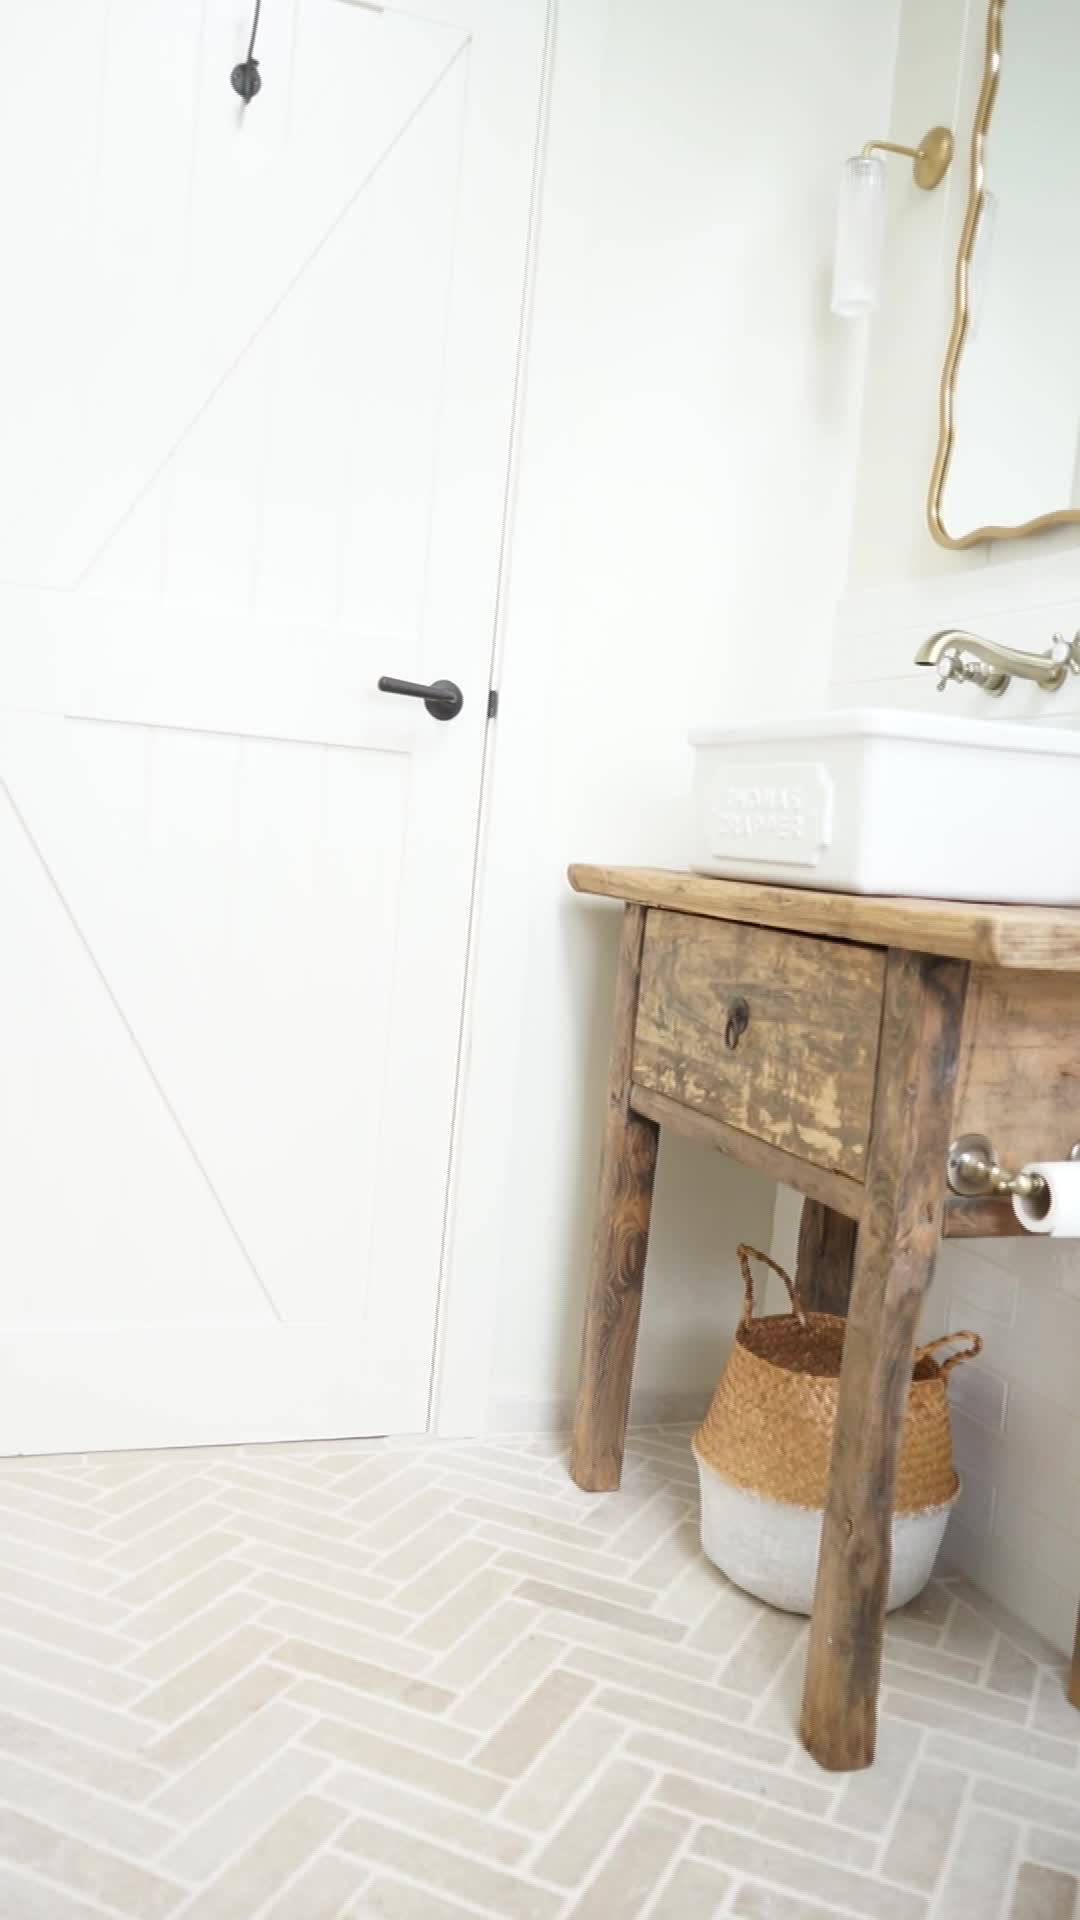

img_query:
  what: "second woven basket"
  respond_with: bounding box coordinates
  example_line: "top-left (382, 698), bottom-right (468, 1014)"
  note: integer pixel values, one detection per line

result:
top-left (693, 1245), bottom-right (982, 1614)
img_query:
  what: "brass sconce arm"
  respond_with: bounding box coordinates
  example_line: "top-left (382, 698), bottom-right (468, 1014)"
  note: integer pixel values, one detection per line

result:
top-left (861, 126), bottom-right (953, 191)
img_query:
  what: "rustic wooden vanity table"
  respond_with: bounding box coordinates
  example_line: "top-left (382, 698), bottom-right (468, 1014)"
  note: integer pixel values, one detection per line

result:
top-left (568, 864), bottom-right (1080, 1772)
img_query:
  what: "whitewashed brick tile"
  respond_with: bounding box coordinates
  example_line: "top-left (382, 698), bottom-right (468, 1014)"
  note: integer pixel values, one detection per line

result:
top-left (133, 1624), bottom-right (280, 1724)
top-left (97, 1484), bottom-right (216, 1545)
top-left (650, 1553), bottom-right (730, 1628)
top-left (176, 1795), bottom-right (346, 1920)
top-left (427, 1599), bottom-right (543, 1693)
top-left (730, 1886), bottom-right (857, 1919)
top-left (322, 1769), bottom-right (529, 1866)
top-left (944, 1579), bottom-right (1066, 1668)
top-left (151, 1700), bottom-right (314, 1822)
top-left (0, 1709), bottom-right (166, 1801)
top-left (356, 1873), bottom-right (486, 1918)
top-left (0, 1863), bottom-right (107, 1919)
top-left (0, 1755), bottom-right (177, 1858)
top-left (881, 1661), bottom-right (1028, 1725)
top-left (339, 1817), bottom-right (560, 1920)
top-left (123, 1560), bottom-right (255, 1643)
top-left (0, 1807), bottom-right (185, 1917)
top-left (265, 1852), bottom-right (372, 1918)
top-left (513, 1578), bottom-right (686, 1644)
top-left (601, 1487), bottom-right (696, 1561)
top-left (207, 1463), bottom-right (357, 1516)
top-left (1029, 1830), bottom-right (1080, 1876)
top-left (453, 1633), bottom-right (567, 1740)
top-left (884, 1690), bottom-right (1078, 1763)
top-left (262, 1850), bottom-right (371, 1919)
top-left (534, 1607), bottom-right (714, 1681)
top-left (391, 1539), bottom-right (492, 1612)
top-left (258, 1605), bottom-right (433, 1677)
top-left (500, 1709), bottom-right (624, 1832)
top-left (211, 1485), bottom-right (360, 1543)
top-left (880, 1760), bottom-right (967, 1891)
top-left (94, 1465), bottom-right (205, 1516)
top-left (648, 1855), bottom-right (732, 1919)
top-left (0, 1560), bottom-right (134, 1629)
top-left (831, 1715), bottom-right (921, 1833)
top-left (627, 1730), bottom-right (832, 1815)
top-left (632, 1519), bottom-right (703, 1591)
top-left (943, 1601), bottom-right (999, 1662)
top-left (106, 1532), bottom-right (246, 1608)
top-left (221, 1520), bottom-right (387, 1578)
top-left (974, 1778), bottom-right (1080, 1832)
top-left (0, 1537), bottom-right (120, 1594)
top-left (104, 1504), bottom-right (239, 1575)
top-left (409, 1569), bottom-right (516, 1654)
top-left (0, 1482), bottom-right (104, 1534)
top-left (268, 1639), bottom-right (454, 1713)
top-left (356, 1490), bottom-right (453, 1556)
top-left (473, 1669), bottom-right (592, 1778)
top-left (285, 1677), bottom-right (475, 1761)
top-left (302, 1717), bottom-right (503, 1811)
top-left (0, 1666), bottom-right (151, 1746)
top-left (343, 1471), bottom-right (434, 1529)
top-left (1008, 1861), bottom-right (1080, 1919)
top-left (719, 1610), bottom-right (806, 1695)
top-left (245, 1571), bottom-right (408, 1640)
top-left (143, 1663), bottom-right (291, 1769)
top-left (476, 1523), bottom-right (642, 1582)
top-left (593, 1687), bottom-right (787, 1766)
top-left (162, 1744), bottom-right (330, 1880)
top-left (127, 1593), bottom-right (262, 1687)
top-left (571, 1805), bottom-right (688, 1919)
top-left (878, 1640), bottom-right (982, 1686)
top-left (687, 1581), bottom-right (766, 1654)
top-left (656, 1772), bottom-right (877, 1869)
top-left (1030, 1672), bottom-right (1080, 1740)
top-left (692, 1825), bottom-right (928, 1920)
top-left (928, 1732), bottom-right (1080, 1797)
top-left (0, 1504), bottom-right (106, 1562)
top-left (0, 1626), bottom-right (146, 1705)
top-left (494, 1548), bottom-right (667, 1612)
top-left (934, 1807), bottom-right (1020, 1920)
top-left (560, 1643), bottom-right (750, 1721)
top-left (532, 1756), bottom-right (651, 1885)
top-left (455, 1495), bottom-right (638, 1558)
top-left (986, 1637), bottom-right (1039, 1701)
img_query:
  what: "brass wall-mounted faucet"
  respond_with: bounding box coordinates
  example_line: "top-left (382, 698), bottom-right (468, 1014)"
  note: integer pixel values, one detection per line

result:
top-left (915, 628), bottom-right (1080, 696)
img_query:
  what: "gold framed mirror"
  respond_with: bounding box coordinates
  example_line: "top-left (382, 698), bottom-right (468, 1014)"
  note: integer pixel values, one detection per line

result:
top-left (928, 0), bottom-right (1080, 548)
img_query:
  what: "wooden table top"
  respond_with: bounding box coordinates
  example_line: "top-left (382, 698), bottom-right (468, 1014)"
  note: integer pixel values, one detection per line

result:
top-left (569, 865), bottom-right (1080, 972)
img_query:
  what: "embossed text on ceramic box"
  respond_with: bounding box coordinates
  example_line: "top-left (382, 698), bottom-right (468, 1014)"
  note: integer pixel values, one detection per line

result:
top-left (705, 760), bottom-right (833, 867)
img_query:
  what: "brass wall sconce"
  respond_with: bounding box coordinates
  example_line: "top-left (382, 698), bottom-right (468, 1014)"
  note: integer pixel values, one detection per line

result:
top-left (831, 126), bottom-right (954, 318)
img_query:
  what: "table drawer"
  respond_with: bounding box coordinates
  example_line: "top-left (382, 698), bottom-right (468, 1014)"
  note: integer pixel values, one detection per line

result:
top-left (632, 910), bottom-right (885, 1179)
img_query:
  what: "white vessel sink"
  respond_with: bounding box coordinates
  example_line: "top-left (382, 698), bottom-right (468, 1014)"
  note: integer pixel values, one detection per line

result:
top-left (690, 709), bottom-right (1080, 906)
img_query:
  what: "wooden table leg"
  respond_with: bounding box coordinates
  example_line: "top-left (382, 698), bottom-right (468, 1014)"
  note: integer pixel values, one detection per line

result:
top-left (800, 948), bottom-right (968, 1772)
top-left (796, 1201), bottom-right (858, 1318)
top-left (1068, 1604), bottom-right (1080, 1711)
top-left (570, 904), bottom-right (659, 1492)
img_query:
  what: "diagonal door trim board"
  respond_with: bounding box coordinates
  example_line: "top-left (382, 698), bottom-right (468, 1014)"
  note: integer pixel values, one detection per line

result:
top-left (0, 773), bottom-right (283, 1324)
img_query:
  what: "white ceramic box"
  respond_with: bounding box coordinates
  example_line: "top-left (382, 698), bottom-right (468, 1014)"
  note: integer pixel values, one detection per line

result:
top-left (690, 708), bottom-right (1080, 905)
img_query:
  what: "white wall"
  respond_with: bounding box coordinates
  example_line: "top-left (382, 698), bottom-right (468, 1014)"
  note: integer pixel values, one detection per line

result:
top-left (439, 0), bottom-right (900, 1433)
top-left (834, 0), bottom-right (1080, 1653)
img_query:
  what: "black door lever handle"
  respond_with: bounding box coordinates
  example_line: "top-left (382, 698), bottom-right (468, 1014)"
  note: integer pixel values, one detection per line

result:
top-left (377, 676), bottom-right (464, 722)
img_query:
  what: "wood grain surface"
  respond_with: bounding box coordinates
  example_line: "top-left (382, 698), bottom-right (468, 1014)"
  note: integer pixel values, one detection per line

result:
top-left (629, 1084), bottom-right (864, 1221)
top-left (570, 864), bottom-right (1080, 972)
top-left (633, 910), bottom-right (884, 1180)
top-left (952, 965), bottom-right (1080, 1168)
top-left (800, 947), bottom-right (969, 1773)
top-left (795, 1200), bottom-right (858, 1316)
top-left (570, 905), bottom-right (660, 1493)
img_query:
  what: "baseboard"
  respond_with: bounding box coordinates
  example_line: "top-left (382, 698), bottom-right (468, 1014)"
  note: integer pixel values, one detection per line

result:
top-left (489, 1387), bottom-right (711, 1435)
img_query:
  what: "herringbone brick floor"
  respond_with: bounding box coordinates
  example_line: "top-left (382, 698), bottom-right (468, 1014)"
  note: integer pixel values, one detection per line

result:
top-left (0, 1425), bottom-right (1075, 1919)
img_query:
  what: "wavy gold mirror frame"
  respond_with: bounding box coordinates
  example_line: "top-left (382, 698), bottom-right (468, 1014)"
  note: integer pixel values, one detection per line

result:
top-left (928, 0), bottom-right (1080, 548)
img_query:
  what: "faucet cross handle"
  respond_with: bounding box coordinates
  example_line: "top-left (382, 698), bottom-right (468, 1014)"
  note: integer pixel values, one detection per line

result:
top-left (1048, 631), bottom-right (1080, 675)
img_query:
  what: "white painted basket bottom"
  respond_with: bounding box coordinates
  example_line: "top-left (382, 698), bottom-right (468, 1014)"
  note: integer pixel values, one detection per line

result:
top-left (693, 1447), bottom-right (957, 1615)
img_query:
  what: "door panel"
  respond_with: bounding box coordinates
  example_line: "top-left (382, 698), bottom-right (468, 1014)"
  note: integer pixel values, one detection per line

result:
top-left (0, 0), bottom-right (547, 1451)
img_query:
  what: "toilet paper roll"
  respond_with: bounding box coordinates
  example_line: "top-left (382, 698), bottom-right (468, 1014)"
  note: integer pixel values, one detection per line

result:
top-left (1012, 1162), bottom-right (1080, 1236)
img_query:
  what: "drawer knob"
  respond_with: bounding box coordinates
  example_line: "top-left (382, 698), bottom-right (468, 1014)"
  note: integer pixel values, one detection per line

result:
top-left (725, 997), bottom-right (751, 1050)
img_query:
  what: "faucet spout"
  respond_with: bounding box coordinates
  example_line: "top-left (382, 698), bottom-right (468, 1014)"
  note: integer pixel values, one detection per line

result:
top-left (915, 628), bottom-right (1070, 696)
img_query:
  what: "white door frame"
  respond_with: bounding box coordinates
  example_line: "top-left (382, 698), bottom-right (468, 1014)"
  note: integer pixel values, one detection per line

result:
top-left (428, 0), bottom-right (557, 1437)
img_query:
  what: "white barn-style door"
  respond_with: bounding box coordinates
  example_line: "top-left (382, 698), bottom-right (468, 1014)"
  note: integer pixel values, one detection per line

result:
top-left (0, 0), bottom-right (547, 1452)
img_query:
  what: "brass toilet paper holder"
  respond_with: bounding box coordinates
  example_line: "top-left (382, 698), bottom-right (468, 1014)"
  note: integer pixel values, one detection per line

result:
top-left (946, 1133), bottom-right (1080, 1203)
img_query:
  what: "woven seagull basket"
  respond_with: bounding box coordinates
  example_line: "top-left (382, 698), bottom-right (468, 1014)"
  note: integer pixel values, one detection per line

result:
top-left (693, 1245), bottom-right (981, 1614)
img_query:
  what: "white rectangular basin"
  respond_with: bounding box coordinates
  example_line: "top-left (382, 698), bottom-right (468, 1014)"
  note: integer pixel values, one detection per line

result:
top-left (690, 709), bottom-right (1080, 906)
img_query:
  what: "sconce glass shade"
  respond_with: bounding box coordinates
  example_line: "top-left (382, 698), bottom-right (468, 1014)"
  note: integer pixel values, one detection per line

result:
top-left (831, 155), bottom-right (886, 318)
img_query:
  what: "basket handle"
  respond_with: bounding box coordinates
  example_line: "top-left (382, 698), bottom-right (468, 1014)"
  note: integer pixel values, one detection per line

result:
top-left (914, 1330), bottom-right (984, 1376)
top-left (737, 1244), bottom-right (808, 1331)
